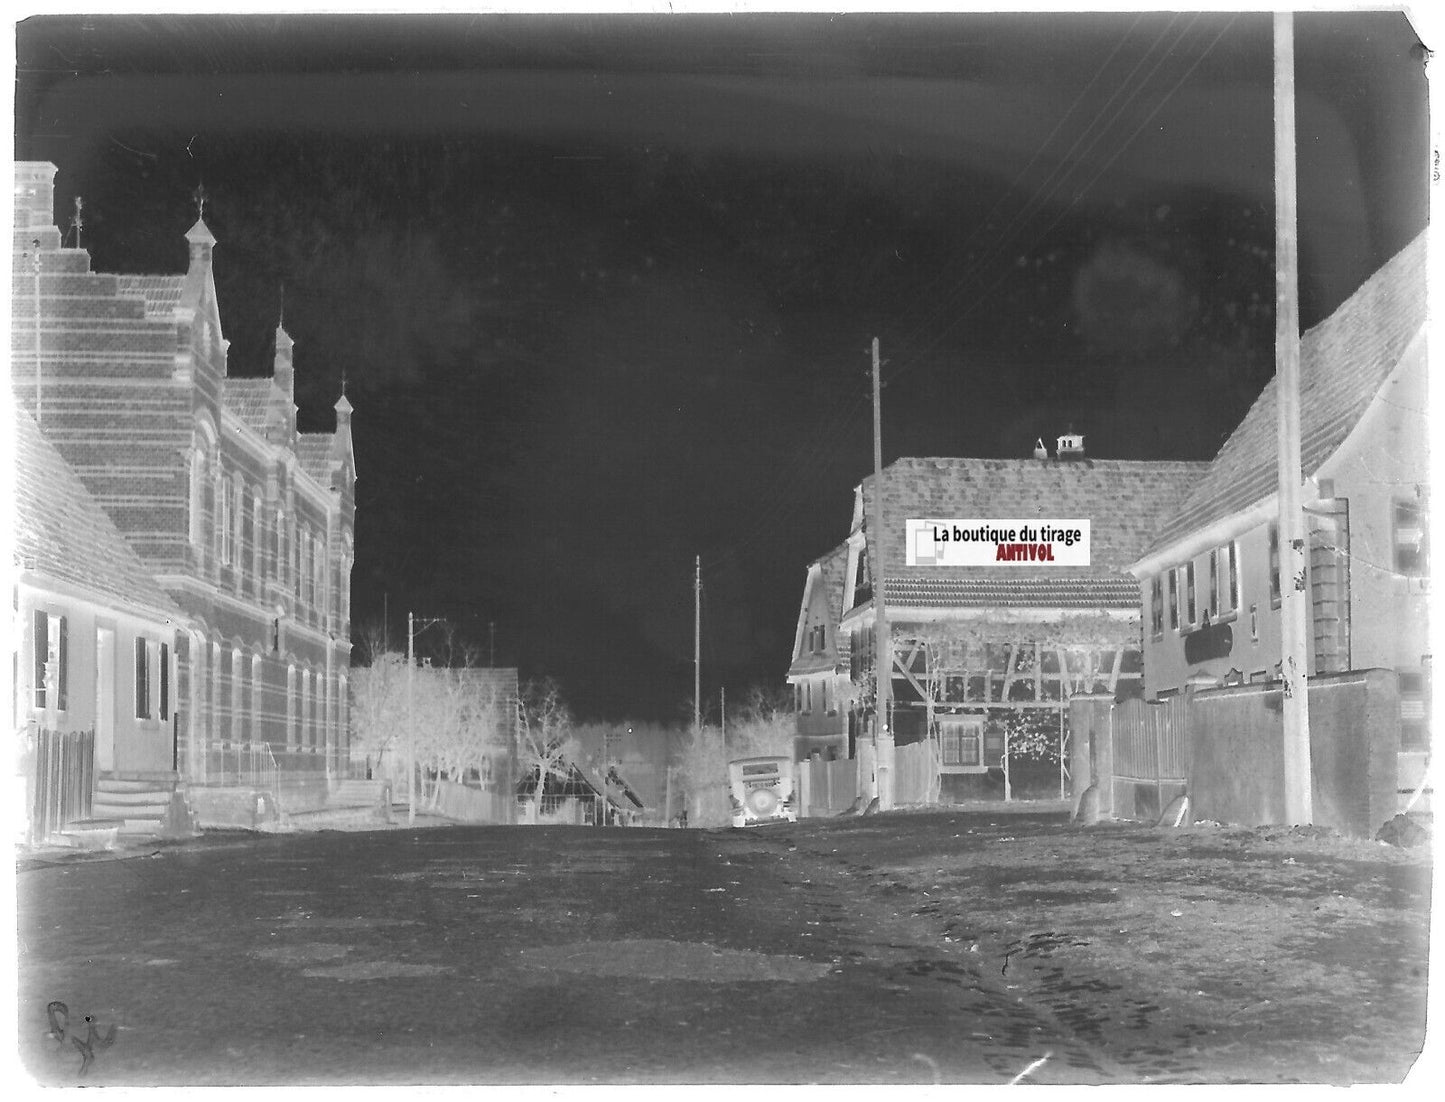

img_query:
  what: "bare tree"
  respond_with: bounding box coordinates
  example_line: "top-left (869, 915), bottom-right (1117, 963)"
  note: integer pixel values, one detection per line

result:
top-left (349, 650), bottom-right (408, 784)
top-left (516, 677), bottom-right (580, 818)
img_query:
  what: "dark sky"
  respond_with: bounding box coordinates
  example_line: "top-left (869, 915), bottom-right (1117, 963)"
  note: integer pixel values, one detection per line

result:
top-left (13, 10), bottom-right (1430, 722)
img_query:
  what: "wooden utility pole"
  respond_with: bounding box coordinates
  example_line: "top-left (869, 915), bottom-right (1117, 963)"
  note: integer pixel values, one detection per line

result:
top-left (694, 555), bottom-right (701, 742)
top-left (1275, 11), bottom-right (1313, 824)
top-left (407, 611), bottom-right (416, 825)
top-left (871, 337), bottom-right (893, 809)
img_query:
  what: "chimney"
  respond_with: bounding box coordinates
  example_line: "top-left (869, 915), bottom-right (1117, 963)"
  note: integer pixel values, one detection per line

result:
top-left (1033, 437), bottom-right (1049, 461)
top-left (1056, 431), bottom-right (1086, 461)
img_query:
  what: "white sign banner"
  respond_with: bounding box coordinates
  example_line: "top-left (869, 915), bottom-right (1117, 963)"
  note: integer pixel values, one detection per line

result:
top-left (906, 519), bottom-right (1091, 566)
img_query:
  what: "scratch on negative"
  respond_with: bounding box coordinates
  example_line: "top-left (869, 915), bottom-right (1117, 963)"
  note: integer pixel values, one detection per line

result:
top-left (1009, 1051), bottom-right (1052, 1085)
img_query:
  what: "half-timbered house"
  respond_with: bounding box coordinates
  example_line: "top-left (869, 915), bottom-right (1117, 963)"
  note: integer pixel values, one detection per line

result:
top-left (828, 448), bottom-right (1205, 801)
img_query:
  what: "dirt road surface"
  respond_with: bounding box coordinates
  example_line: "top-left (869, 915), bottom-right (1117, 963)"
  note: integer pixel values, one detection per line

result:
top-left (14, 807), bottom-right (1433, 1085)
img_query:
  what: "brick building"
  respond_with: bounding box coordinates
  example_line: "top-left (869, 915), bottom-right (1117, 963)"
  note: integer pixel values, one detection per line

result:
top-left (11, 162), bottom-right (356, 816)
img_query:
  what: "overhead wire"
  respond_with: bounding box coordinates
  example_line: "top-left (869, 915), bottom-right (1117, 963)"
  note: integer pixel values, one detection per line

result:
top-left (882, 13), bottom-right (1203, 387)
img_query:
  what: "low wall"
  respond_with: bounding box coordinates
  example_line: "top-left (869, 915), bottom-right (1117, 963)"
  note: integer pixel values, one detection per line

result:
top-left (188, 785), bottom-right (283, 830)
top-left (1189, 669), bottom-right (1399, 838)
top-left (432, 779), bottom-right (514, 824)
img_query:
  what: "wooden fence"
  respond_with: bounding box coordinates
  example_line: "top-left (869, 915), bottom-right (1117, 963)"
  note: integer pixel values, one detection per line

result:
top-left (32, 727), bottom-right (95, 844)
top-left (894, 739), bottom-right (941, 807)
top-left (1110, 696), bottom-right (1189, 819)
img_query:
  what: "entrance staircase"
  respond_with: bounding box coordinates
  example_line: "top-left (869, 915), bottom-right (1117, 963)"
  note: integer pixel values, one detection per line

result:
top-left (86, 774), bottom-right (198, 838)
top-left (329, 778), bottom-right (393, 809)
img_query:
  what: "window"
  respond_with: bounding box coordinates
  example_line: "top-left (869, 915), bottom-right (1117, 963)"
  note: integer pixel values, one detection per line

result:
top-left (135, 637), bottom-right (151, 719)
top-left (1208, 549), bottom-right (1219, 619)
top-left (1208, 542), bottom-right (1239, 618)
top-left (1400, 670), bottom-right (1430, 750)
top-left (219, 471), bottom-right (232, 566)
top-left (804, 681), bottom-right (812, 713)
top-left (1394, 500), bottom-right (1428, 576)
top-left (938, 718), bottom-right (982, 769)
top-left (275, 510), bottom-right (286, 585)
top-left (252, 497), bottom-right (265, 592)
top-left (1269, 524), bottom-right (1281, 605)
top-left (822, 679), bottom-right (831, 714)
top-left (231, 648), bottom-right (243, 744)
top-left (31, 611), bottom-right (67, 711)
top-left (1184, 561), bottom-right (1197, 626)
top-left (314, 532), bottom-right (327, 617)
top-left (1227, 540), bottom-right (1240, 612)
top-left (286, 664), bottom-right (297, 746)
top-left (188, 449), bottom-right (205, 546)
top-left (301, 668), bottom-right (312, 749)
top-left (1149, 577), bottom-right (1164, 636)
top-left (252, 654), bottom-right (264, 744)
top-left (1168, 570), bottom-right (1178, 630)
top-left (212, 468), bottom-right (225, 564)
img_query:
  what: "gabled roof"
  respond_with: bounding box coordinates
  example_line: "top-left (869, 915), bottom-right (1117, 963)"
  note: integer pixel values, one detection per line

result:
top-left (855, 457), bottom-right (1206, 613)
top-left (13, 410), bottom-right (186, 624)
top-left (1144, 232), bottom-right (1427, 558)
top-left (114, 274), bottom-right (185, 318)
top-left (296, 435), bottom-right (334, 482)
top-left (788, 542), bottom-right (850, 676)
top-left (223, 377), bottom-right (274, 433)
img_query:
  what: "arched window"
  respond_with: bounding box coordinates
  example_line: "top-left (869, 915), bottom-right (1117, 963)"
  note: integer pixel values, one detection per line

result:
top-left (230, 647), bottom-right (243, 744)
top-left (251, 652), bottom-right (264, 746)
top-left (275, 510), bottom-right (286, 588)
top-left (188, 448), bottom-right (206, 547)
top-left (213, 465), bottom-right (226, 567)
top-left (285, 663), bottom-right (297, 748)
top-left (252, 496), bottom-right (265, 595)
top-left (313, 529), bottom-right (328, 619)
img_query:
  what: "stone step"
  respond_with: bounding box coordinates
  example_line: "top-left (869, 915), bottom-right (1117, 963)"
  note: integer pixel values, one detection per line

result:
top-left (97, 775), bottom-right (178, 793)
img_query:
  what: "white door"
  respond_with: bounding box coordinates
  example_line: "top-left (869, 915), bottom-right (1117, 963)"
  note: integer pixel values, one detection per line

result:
top-left (95, 628), bottom-right (116, 772)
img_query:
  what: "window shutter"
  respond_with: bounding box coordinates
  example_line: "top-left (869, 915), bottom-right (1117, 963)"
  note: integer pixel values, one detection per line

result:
top-left (160, 642), bottom-right (170, 720)
top-left (33, 610), bottom-right (47, 709)
top-left (57, 616), bottom-right (68, 711)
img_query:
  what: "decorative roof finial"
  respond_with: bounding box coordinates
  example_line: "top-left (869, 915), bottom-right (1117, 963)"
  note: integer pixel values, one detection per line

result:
top-left (193, 182), bottom-right (208, 223)
top-left (70, 196), bottom-right (84, 250)
top-left (278, 281), bottom-right (285, 329)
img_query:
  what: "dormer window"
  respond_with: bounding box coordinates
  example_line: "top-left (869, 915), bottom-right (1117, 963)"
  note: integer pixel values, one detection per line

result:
top-left (1394, 499), bottom-right (1428, 576)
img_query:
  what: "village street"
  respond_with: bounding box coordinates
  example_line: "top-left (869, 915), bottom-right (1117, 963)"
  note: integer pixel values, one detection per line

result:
top-left (16, 809), bottom-right (1433, 1087)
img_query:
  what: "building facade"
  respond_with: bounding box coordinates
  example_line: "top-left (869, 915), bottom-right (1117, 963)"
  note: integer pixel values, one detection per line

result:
top-left (12, 162), bottom-right (355, 812)
top-left (792, 447), bottom-right (1205, 802)
top-left (11, 410), bottom-right (191, 840)
top-left (1128, 234), bottom-right (1429, 794)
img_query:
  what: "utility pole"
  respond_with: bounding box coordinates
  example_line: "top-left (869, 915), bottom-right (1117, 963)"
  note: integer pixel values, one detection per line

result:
top-left (1274, 11), bottom-right (1313, 824)
top-left (720, 686), bottom-right (726, 760)
top-left (407, 611), bottom-right (415, 825)
top-left (489, 621), bottom-right (496, 668)
top-left (694, 555), bottom-right (702, 742)
top-left (871, 337), bottom-right (893, 810)
top-left (406, 611), bottom-right (447, 826)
